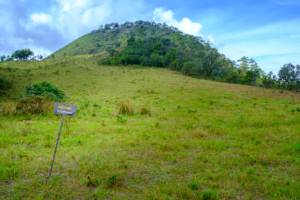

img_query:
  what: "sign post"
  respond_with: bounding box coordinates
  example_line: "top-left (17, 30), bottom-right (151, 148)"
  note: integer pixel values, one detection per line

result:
top-left (48, 102), bottom-right (77, 179)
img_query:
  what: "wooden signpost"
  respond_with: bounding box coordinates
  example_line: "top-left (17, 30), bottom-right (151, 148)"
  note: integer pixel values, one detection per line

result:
top-left (48, 102), bottom-right (77, 179)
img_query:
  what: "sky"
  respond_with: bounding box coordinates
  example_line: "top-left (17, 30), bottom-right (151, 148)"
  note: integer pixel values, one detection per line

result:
top-left (0, 0), bottom-right (299, 73)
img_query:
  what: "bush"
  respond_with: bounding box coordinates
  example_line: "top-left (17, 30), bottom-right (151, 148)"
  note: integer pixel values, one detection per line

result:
top-left (117, 100), bottom-right (134, 115)
top-left (24, 81), bottom-right (65, 101)
top-left (16, 95), bottom-right (54, 115)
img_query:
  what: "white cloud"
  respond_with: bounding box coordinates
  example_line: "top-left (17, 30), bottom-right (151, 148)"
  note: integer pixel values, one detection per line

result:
top-left (153, 7), bottom-right (203, 36)
top-left (207, 34), bottom-right (215, 44)
top-left (31, 12), bottom-right (52, 24)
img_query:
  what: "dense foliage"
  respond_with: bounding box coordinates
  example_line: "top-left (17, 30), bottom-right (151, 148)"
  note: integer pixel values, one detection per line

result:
top-left (24, 81), bottom-right (65, 101)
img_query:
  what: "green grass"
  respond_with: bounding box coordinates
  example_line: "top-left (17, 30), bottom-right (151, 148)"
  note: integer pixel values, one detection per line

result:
top-left (0, 57), bottom-right (300, 199)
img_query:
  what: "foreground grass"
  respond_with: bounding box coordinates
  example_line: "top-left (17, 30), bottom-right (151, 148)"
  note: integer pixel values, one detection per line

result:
top-left (0, 58), bottom-right (300, 199)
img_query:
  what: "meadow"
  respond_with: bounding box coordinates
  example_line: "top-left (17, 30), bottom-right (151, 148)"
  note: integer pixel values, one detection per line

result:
top-left (0, 56), bottom-right (300, 199)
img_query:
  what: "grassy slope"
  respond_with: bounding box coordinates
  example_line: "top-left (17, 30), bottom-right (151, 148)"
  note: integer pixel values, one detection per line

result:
top-left (0, 57), bottom-right (300, 199)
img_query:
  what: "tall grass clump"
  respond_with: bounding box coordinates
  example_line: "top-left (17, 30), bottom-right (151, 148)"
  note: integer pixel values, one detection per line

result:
top-left (0, 95), bottom-right (54, 115)
top-left (117, 100), bottom-right (134, 115)
top-left (16, 95), bottom-right (54, 115)
top-left (140, 103), bottom-right (151, 116)
top-left (0, 101), bottom-right (17, 115)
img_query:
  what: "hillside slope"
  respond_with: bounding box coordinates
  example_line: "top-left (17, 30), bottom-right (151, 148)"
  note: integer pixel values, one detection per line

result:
top-left (1, 57), bottom-right (300, 199)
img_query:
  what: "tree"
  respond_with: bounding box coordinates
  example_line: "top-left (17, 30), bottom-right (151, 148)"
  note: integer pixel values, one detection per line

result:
top-left (11, 49), bottom-right (34, 61)
top-left (262, 71), bottom-right (277, 88)
top-left (278, 63), bottom-right (300, 91)
top-left (0, 55), bottom-right (6, 62)
top-left (201, 48), bottom-right (221, 78)
top-left (182, 62), bottom-right (196, 76)
top-left (107, 49), bottom-right (118, 58)
top-left (242, 69), bottom-right (260, 85)
top-left (127, 37), bottom-right (135, 45)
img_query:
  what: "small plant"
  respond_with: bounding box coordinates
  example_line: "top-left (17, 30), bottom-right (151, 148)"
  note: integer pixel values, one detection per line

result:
top-left (108, 174), bottom-right (119, 187)
top-left (92, 113), bottom-right (96, 117)
top-left (140, 104), bottom-right (151, 115)
top-left (155, 122), bottom-right (159, 128)
top-left (115, 113), bottom-right (127, 123)
top-left (202, 189), bottom-right (217, 200)
top-left (117, 100), bottom-right (134, 115)
top-left (188, 109), bottom-right (196, 113)
top-left (189, 179), bottom-right (200, 190)
top-left (209, 100), bottom-right (214, 105)
top-left (93, 103), bottom-right (100, 108)
top-left (92, 155), bottom-right (101, 166)
top-left (247, 167), bottom-right (255, 175)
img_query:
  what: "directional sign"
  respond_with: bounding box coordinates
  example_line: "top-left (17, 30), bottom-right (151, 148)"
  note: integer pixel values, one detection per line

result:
top-left (54, 103), bottom-right (77, 116)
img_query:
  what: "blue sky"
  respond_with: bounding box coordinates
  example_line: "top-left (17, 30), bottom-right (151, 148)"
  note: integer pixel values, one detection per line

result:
top-left (0, 0), bottom-right (299, 73)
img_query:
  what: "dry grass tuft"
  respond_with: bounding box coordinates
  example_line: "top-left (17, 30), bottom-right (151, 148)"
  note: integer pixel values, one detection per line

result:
top-left (117, 100), bottom-right (134, 115)
top-left (0, 95), bottom-right (54, 115)
top-left (140, 103), bottom-right (151, 115)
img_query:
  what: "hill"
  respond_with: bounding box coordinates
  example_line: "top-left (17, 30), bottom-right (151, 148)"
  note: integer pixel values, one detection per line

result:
top-left (49, 21), bottom-right (296, 91)
top-left (0, 57), bottom-right (300, 199)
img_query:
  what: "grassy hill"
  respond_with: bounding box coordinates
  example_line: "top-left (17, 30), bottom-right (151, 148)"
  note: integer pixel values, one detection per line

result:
top-left (0, 57), bottom-right (300, 199)
top-left (49, 22), bottom-right (185, 58)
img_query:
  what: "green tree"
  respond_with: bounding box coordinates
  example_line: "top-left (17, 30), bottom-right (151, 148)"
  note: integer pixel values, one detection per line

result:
top-left (201, 48), bottom-right (221, 78)
top-left (127, 37), bottom-right (135, 45)
top-left (182, 62), bottom-right (197, 76)
top-left (107, 49), bottom-right (118, 58)
top-left (262, 71), bottom-right (277, 88)
top-left (278, 63), bottom-right (300, 91)
top-left (11, 49), bottom-right (34, 61)
top-left (0, 55), bottom-right (6, 62)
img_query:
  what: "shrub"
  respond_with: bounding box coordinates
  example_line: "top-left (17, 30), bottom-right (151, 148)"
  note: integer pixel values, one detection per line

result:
top-left (16, 95), bottom-right (54, 115)
top-left (24, 81), bottom-right (65, 101)
top-left (140, 104), bottom-right (151, 115)
top-left (117, 100), bottom-right (134, 115)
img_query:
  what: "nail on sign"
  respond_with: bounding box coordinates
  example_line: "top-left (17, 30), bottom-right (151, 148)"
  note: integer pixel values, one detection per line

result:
top-left (54, 103), bottom-right (77, 116)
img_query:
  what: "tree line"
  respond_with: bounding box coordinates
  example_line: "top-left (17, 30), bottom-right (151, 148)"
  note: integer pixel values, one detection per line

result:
top-left (99, 33), bottom-right (300, 92)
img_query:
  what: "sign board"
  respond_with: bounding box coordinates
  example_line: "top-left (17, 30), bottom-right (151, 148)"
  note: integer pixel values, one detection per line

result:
top-left (54, 103), bottom-right (77, 116)
top-left (49, 102), bottom-right (77, 180)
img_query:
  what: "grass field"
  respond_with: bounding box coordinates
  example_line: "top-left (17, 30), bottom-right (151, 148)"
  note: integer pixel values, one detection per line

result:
top-left (0, 57), bottom-right (300, 199)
